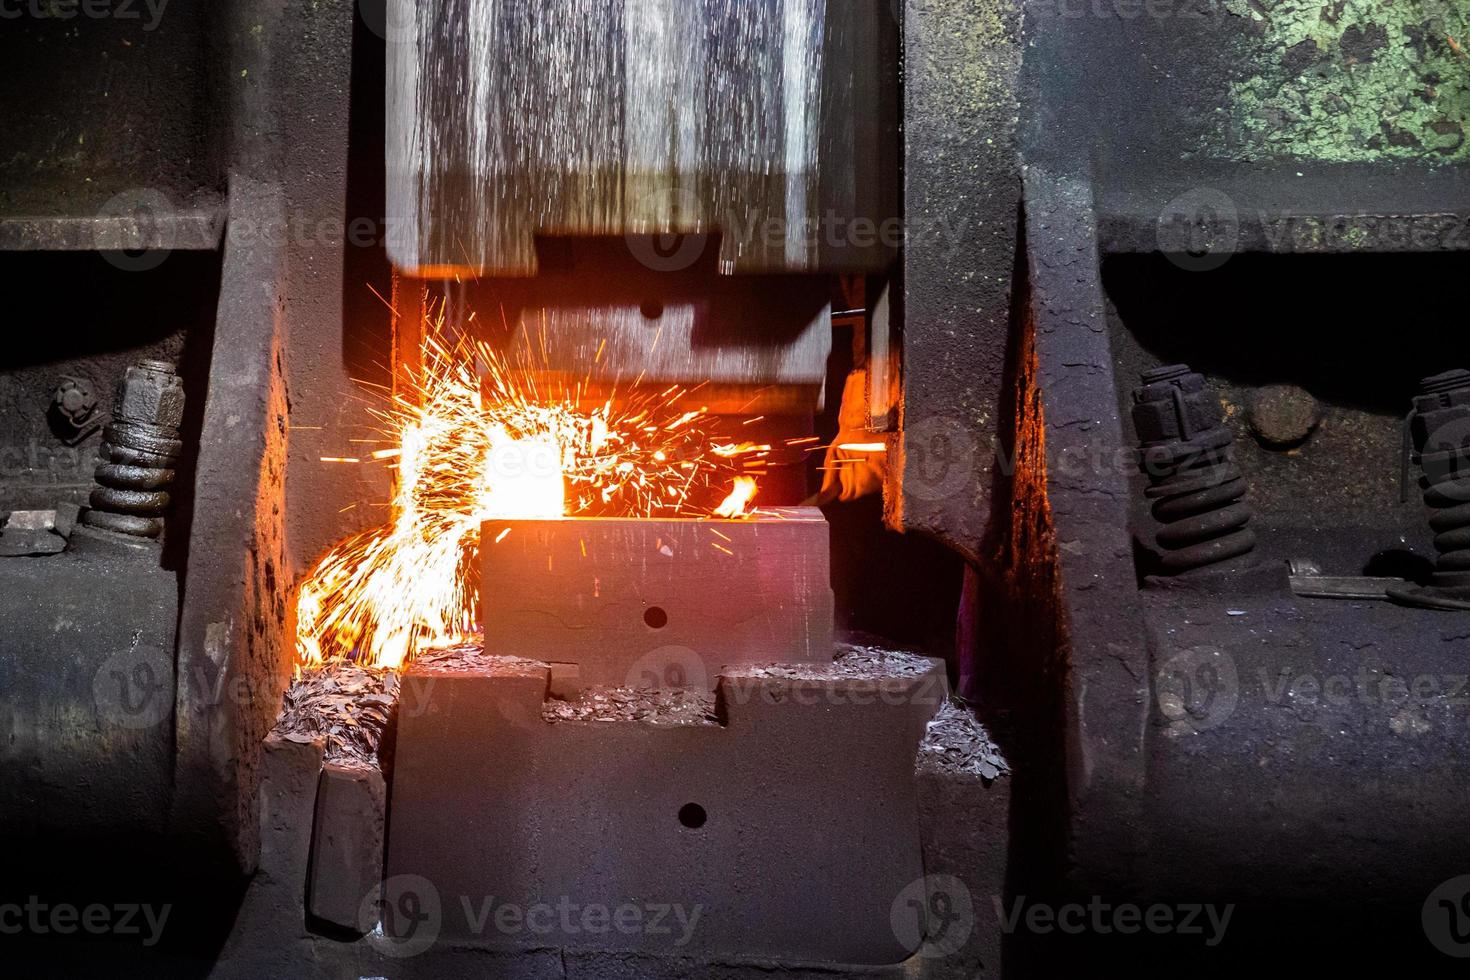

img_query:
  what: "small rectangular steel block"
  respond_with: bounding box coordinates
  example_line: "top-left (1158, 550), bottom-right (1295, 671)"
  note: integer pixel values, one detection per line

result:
top-left (258, 734), bottom-right (325, 886)
top-left (307, 762), bottom-right (388, 934)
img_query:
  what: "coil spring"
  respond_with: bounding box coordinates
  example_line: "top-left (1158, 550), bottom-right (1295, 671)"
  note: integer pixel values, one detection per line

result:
top-left (81, 360), bottom-right (184, 540)
top-left (1133, 365), bottom-right (1256, 574)
top-left (1409, 370), bottom-right (1470, 593)
top-left (84, 424), bottom-right (180, 538)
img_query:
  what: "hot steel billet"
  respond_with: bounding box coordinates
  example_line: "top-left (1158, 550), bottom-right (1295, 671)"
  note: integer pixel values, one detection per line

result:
top-left (481, 508), bottom-right (834, 690)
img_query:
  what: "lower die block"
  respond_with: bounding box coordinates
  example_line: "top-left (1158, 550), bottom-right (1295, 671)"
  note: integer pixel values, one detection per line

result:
top-left (385, 655), bottom-right (936, 964)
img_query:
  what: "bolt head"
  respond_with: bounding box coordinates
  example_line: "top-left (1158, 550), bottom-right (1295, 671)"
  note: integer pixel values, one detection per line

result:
top-left (116, 363), bottom-right (185, 429)
top-left (54, 379), bottom-right (98, 424)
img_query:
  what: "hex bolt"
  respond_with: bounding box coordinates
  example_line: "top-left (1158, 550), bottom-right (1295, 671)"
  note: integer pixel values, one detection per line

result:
top-left (1132, 364), bottom-right (1256, 575)
top-left (80, 360), bottom-right (186, 540)
top-left (53, 377), bottom-right (99, 428)
top-left (1388, 369), bottom-right (1470, 611)
top-left (116, 360), bottom-right (186, 429)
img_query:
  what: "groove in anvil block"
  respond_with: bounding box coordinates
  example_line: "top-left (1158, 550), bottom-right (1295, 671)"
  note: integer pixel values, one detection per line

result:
top-left (481, 508), bottom-right (834, 689)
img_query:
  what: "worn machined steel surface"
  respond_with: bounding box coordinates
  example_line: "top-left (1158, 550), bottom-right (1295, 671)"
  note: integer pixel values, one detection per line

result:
top-left (482, 509), bottom-right (834, 690)
top-left (891, 0), bottom-right (1023, 561)
top-left (1143, 588), bottom-right (1470, 904)
top-left (0, 551), bottom-right (178, 841)
top-left (386, 0), bottom-right (895, 276)
top-left (1013, 171), bottom-right (1153, 892)
top-left (443, 251), bottom-right (839, 416)
top-left (384, 649), bottom-right (942, 963)
top-left (515, 300), bottom-right (832, 416)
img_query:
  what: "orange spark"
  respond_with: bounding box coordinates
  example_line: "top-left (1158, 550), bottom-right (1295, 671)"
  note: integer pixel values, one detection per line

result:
top-left (712, 442), bottom-right (773, 457)
top-left (715, 477), bottom-right (759, 519)
top-left (295, 309), bottom-right (752, 670)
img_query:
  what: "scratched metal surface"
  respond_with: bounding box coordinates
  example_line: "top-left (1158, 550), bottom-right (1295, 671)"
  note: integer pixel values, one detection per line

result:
top-left (526, 302), bottom-right (829, 402)
top-left (387, 0), bottom-right (893, 276)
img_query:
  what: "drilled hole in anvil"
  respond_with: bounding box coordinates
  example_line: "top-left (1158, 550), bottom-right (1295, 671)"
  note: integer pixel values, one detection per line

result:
top-left (679, 803), bottom-right (707, 829)
top-left (639, 300), bottom-right (665, 321)
top-left (644, 606), bottom-right (669, 630)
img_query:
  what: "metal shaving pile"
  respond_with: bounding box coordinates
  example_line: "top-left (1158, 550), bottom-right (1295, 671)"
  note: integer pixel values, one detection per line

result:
top-left (727, 643), bottom-right (935, 681)
top-left (918, 702), bottom-right (1010, 781)
top-left (274, 662), bottom-right (399, 768)
top-left (413, 640), bottom-right (547, 676)
top-left (543, 688), bottom-right (719, 726)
